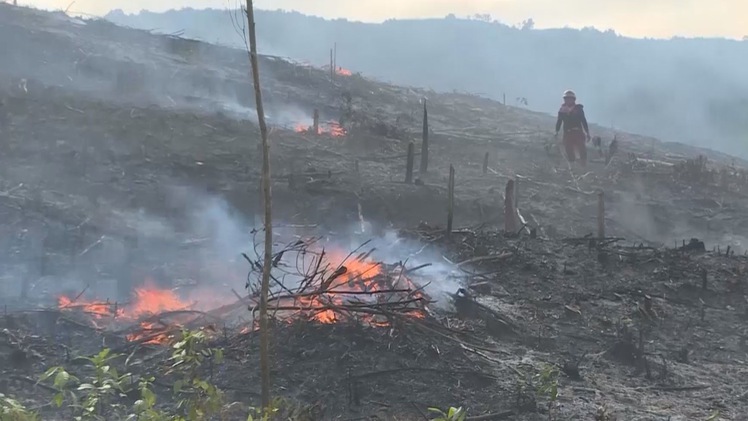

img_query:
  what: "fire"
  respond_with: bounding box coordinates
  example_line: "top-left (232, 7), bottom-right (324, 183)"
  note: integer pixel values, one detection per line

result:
top-left (270, 250), bottom-right (428, 326)
top-left (327, 121), bottom-right (346, 137)
top-left (335, 67), bottom-right (352, 76)
top-left (125, 321), bottom-right (175, 345)
top-left (128, 286), bottom-right (187, 318)
top-left (58, 282), bottom-right (191, 345)
top-left (294, 121), bottom-right (347, 137)
top-left (58, 295), bottom-right (123, 319)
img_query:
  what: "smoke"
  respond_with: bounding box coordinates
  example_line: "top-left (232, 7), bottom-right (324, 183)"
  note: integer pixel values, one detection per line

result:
top-left (311, 227), bottom-right (463, 310)
top-left (7, 184), bottom-right (461, 317)
top-left (173, 189), bottom-right (463, 312)
top-left (609, 181), bottom-right (659, 242)
top-left (105, 8), bottom-right (748, 158)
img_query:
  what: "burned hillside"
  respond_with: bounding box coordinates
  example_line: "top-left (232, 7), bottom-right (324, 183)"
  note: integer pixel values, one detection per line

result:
top-left (2, 3), bottom-right (748, 420)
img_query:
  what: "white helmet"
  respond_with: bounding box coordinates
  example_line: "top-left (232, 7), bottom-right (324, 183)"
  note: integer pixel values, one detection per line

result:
top-left (563, 90), bottom-right (576, 99)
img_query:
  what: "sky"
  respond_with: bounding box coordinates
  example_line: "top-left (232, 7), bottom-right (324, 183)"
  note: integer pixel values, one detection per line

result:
top-left (16, 0), bottom-right (748, 39)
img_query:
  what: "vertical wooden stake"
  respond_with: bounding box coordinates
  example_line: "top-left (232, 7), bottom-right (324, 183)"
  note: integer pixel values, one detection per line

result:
top-left (420, 100), bottom-right (429, 174)
top-left (334, 42), bottom-right (337, 73)
top-left (313, 109), bottom-right (320, 135)
top-left (482, 152), bottom-right (489, 174)
top-left (354, 159), bottom-right (359, 173)
top-left (246, 0), bottom-right (273, 409)
top-left (504, 179), bottom-right (517, 233)
top-left (597, 190), bottom-right (605, 239)
top-left (447, 165), bottom-right (455, 238)
top-left (405, 142), bottom-right (415, 183)
top-left (330, 48), bottom-right (334, 81)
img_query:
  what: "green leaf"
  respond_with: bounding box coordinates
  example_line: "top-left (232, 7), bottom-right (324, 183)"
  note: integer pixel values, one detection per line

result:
top-left (706, 411), bottom-right (721, 421)
top-left (53, 370), bottom-right (71, 389)
top-left (53, 393), bottom-right (64, 408)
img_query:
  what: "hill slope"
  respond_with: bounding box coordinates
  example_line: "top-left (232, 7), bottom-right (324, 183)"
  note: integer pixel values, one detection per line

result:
top-left (105, 7), bottom-right (748, 158)
top-left (2, 4), bottom-right (748, 420)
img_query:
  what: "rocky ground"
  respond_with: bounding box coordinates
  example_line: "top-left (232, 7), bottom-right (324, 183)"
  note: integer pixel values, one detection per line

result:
top-left (1, 3), bottom-right (748, 420)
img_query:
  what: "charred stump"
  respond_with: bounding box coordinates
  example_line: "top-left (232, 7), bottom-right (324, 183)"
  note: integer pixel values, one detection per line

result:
top-left (313, 109), bottom-right (320, 135)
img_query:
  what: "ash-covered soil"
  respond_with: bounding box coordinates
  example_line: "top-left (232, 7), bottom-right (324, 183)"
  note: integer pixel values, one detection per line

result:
top-left (2, 3), bottom-right (748, 420)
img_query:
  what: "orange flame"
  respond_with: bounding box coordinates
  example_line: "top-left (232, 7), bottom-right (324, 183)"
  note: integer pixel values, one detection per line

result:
top-left (272, 250), bottom-right (427, 326)
top-left (128, 286), bottom-right (187, 318)
top-left (58, 295), bottom-right (124, 319)
top-left (336, 67), bottom-right (352, 76)
top-left (58, 282), bottom-right (191, 345)
top-left (294, 121), bottom-right (346, 137)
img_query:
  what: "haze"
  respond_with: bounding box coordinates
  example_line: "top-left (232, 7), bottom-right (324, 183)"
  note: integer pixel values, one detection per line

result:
top-left (105, 6), bottom-right (748, 157)
top-left (21, 0), bottom-right (748, 39)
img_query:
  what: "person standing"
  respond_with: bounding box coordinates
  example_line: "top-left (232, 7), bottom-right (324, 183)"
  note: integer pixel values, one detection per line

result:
top-left (555, 90), bottom-right (591, 167)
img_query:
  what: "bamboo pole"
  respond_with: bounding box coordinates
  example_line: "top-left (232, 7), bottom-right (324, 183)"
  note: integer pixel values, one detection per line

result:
top-left (245, 0), bottom-right (273, 410)
top-left (447, 165), bottom-right (455, 238)
top-left (405, 142), bottom-right (415, 183)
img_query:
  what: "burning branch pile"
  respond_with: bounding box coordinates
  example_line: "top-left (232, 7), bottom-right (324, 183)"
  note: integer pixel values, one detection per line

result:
top-left (244, 237), bottom-right (432, 327)
top-left (53, 237), bottom-right (434, 348)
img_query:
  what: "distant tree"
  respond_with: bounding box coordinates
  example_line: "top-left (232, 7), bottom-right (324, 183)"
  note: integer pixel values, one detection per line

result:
top-left (445, 13), bottom-right (456, 20)
top-left (473, 13), bottom-right (491, 23)
top-left (520, 18), bottom-right (535, 30)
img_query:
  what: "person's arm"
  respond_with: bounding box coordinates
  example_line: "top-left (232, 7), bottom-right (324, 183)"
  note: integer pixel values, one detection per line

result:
top-left (579, 106), bottom-right (590, 135)
top-left (555, 112), bottom-right (563, 134)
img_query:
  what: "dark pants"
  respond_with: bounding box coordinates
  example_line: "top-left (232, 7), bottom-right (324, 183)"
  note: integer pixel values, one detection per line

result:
top-left (563, 129), bottom-right (587, 165)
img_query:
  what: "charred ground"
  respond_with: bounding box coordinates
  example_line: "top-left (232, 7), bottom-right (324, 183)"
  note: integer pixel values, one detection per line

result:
top-left (1, 4), bottom-right (748, 420)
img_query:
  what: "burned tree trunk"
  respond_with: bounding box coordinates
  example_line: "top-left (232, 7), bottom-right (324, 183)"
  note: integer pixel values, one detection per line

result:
top-left (405, 142), bottom-right (415, 183)
top-left (447, 165), bottom-right (455, 238)
top-left (597, 191), bottom-right (605, 239)
top-left (420, 100), bottom-right (429, 174)
top-left (504, 179), bottom-right (517, 233)
top-left (245, 0), bottom-right (273, 410)
top-left (330, 48), bottom-right (334, 82)
top-left (313, 109), bottom-right (320, 135)
top-left (483, 152), bottom-right (489, 174)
